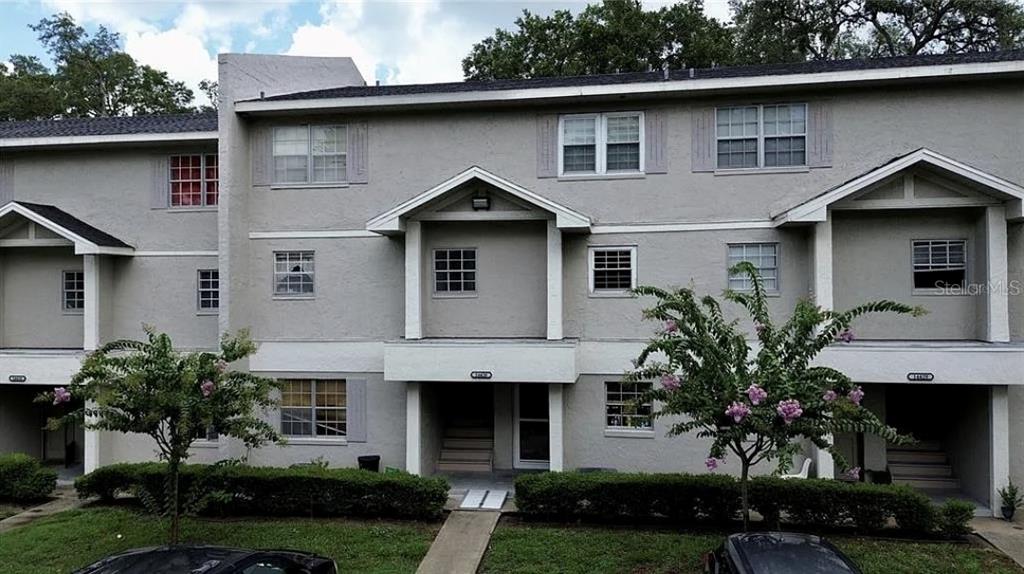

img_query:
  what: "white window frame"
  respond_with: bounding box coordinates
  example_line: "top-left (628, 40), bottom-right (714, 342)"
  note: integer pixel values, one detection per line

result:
top-left (61, 269), bottom-right (84, 315)
top-left (604, 381), bottom-right (653, 431)
top-left (196, 269), bottom-right (219, 315)
top-left (727, 242), bottom-right (781, 293)
top-left (432, 247), bottom-right (478, 298)
top-left (911, 239), bottom-right (968, 295)
top-left (273, 250), bottom-right (316, 299)
top-left (558, 111), bottom-right (645, 176)
top-left (168, 153), bottom-right (218, 208)
top-left (588, 245), bottom-right (637, 297)
top-left (715, 103), bottom-right (807, 170)
top-left (271, 125), bottom-right (348, 185)
top-left (279, 379), bottom-right (347, 439)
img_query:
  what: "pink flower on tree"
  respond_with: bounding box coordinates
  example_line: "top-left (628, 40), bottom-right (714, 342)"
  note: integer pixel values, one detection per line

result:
top-left (725, 401), bottom-right (752, 423)
top-left (215, 359), bottom-right (228, 373)
top-left (746, 384), bottom-right (767, 405)
top-left (663, 320), bottom-right (678, 333)
top-left (845, 466), bottom-right (862, 481)
top-left (822, 390), bottom-right (838, 402)
top-left (848, 386), bottom-right (865, 406)
top-left (837, 328), bottom-right (855, 343)
top-left (200, 380), bottom-right (215, 398)
top-left (705, 457), bottom-right (722, 471)
top-left (660, 374), bottom-right (681, 390)
top-left (52, 387), bottom-right (71, 405)
top-left (776, 399), bottom-right (803, 425)
top-left (754, 323), bottom-right (766, 337)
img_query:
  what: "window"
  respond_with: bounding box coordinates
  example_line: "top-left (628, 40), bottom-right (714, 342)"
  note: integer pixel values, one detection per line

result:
top-left (728, 243), bottom-right (779, 292)
top-left (433, 248), bottom-right (477, 296)
top-left (62, 270), bottom-right (84, 313)
top-left (280, 379), bottom-right (347, 438)
top-left (195, 426), bottom-right (218, 441)
top-left (273, 251), bottom-right (315, 297)
top-left (913, 240), bottom-right (967, 290)
top-left (272, 125), bottom-right (348, 184)
top-left (716, 104), bottom-right (806, 169)
top-left (589, 246), bottom-right (636, 293)
top-left (197, 269), bottom-right (219, 312)
top-left (559, 112), bottom-right (643, 175)
top-left (605, 381), bottom-right (653, 429)
top-left (169, 154), bottom-right (218, 207)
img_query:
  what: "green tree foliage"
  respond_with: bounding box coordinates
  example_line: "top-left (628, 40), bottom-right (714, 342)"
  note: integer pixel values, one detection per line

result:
top-left (39, 328), bottom-right (281, 543)
top-left (0, 12), bottom-right (194, 120)
top-left (626, 263), bottom-right (925, 529)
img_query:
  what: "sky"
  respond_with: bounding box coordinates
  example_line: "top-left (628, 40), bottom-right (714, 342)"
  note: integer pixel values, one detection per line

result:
top-left (0, 0), bottom-right (734, 105)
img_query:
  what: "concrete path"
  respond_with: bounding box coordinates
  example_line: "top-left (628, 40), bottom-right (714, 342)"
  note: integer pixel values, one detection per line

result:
top-left (416, 511), bottom-right (501, 574)
top-left (973, 517), bottom-right (1024, 568)
top-left (0, 488), bottom-right (85, 534)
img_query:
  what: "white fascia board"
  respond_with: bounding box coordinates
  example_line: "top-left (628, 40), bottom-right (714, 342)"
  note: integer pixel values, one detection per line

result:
top-left (0, 202), bottom-right (134, 256)
top-left (366, 166), bottom-right (591, 234)
top-left (235, 60), bottom-right (1024, 113)
top-left (0, 131), bottom-right (218, 150)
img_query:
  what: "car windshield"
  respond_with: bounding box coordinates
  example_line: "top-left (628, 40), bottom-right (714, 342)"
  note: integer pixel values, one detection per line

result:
top-left (84, 547), bottom-right (246, 574)
top-left (735, 534), bottom-right (858, 574)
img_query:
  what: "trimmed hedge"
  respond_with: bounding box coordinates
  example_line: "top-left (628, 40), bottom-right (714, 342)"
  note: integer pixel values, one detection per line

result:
top-left (515, 472), bottom-right (939, 534)
top-left (0, 453), bottom-right (57, 502)
top-left (76, 462), bottom-right (448, 520)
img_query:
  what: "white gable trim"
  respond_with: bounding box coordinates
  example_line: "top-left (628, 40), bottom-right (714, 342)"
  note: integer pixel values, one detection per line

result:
top-left (0, 203), bottom-right (134, 255)
top-left (773, 149), bottom-right (1024, 225)
top-left (366, 166), bottom-right (591, 234)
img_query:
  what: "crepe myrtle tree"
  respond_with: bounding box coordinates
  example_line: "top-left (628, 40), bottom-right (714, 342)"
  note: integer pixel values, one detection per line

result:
top-left (626, 262), bottom-right (926, 529)
top-left (39, 327), bottom-right (282, 543)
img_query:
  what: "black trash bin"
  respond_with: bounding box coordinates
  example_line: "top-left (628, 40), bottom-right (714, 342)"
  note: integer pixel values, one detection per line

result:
top-left (358, 455), bottom-right (381, 473)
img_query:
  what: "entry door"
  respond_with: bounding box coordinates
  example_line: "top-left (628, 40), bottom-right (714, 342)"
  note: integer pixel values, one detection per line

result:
top-left (514, 384), bottom-right (549, 469)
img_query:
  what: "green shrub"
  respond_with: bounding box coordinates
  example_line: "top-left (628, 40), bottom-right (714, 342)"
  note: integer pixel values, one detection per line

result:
top-left (76, 463), bottom-right (448, 520)
top-left (937, 499), bottom-right (975, 539)
top-left (0, 453), bottom-right (57, 502)
top-left (515, 472), bottom-right (937, 534)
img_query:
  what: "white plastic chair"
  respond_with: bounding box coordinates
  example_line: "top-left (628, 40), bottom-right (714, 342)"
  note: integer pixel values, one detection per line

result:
top-left (780, 458), bottom-right (812, 480)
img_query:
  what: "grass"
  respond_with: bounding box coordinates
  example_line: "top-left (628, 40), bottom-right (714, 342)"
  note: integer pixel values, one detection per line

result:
top-left (0, 505), bottom-right (439, 574)
top-left (480, 522), bottom-right (1024, 574)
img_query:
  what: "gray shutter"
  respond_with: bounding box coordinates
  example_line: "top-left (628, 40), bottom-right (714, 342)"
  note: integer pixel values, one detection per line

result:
top-left (346, 378), bottom-right (368, 443)
top-left (347, 121), bottom-right (369, 184)
top-left (644, 109), bottom-right (668, 174)
top-left (536, 114), bottom-right (558, 178)
top-left (0, 157), bottom-right (13, 204)
top-left (807, 101), bottom-right (834, 168)
top-left (251, 125), bottom-right (272, 186)
top-left (691, 107), bottom-right (716, 172)
top-left (150, 156), bottom-right (169, 209)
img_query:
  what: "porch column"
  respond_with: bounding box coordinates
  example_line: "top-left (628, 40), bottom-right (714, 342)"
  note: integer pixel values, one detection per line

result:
top-left (811, 217), bottom-right (835, 479)
top-left (984, 206), bottom-right (1010, 342)
top-left (405, 221), bottom-right (423, 340)
top-left (546, 219), bottom-right (563, 340)
top-left (990, 385), bottom-right (1010, 517)
top-left (405, 382), bottom-right (421, 475)
top-left (548, 383), bottom-right (564, 471)
top-left (83, 254), bottom-right (100, 351)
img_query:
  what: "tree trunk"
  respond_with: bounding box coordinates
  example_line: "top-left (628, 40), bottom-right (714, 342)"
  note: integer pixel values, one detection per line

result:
top-left (168, 459), bottom-right (180, 544)
top-left (740, 460), bottom-right (751, 531)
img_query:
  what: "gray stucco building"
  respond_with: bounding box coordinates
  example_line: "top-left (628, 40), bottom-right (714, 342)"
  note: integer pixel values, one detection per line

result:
top-left (1, 50), bottom-right (1024, 515)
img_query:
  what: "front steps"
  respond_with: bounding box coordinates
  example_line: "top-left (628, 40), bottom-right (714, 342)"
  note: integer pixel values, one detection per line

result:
top-left (437, 427), bottom-right (493, 473)
top-left (888, 441), bottom-right (961, 491)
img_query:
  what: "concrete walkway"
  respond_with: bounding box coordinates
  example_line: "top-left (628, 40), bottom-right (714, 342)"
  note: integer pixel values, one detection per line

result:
top-left (0, 487), bottom-right (85, 534)
top-left (972, 517), bottom-right (1024, 568)
top-left (416, 511), bottom-right (501, 574)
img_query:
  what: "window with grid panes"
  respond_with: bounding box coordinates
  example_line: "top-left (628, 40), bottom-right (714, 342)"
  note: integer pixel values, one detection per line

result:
top-left (280, 379), bottom-right (347, 437)
top-left (197, 269), bottom-right (219, 312)
top-left (273, 125), bottom-right (348, 184)
top-left (273, 251), bottom-right (315, 297)
top-left (433, 248), bottom-right (477, 295)
top-left (590, 247), bottom-right (635, 292)
top-left (169, 154), bottom-right (218, 207)
top-left (605, 381), bottom-right (653, 429)
top-left (716, 104), bottom-right (806, 169)
top-left (912, 240), bottom-right (966, 290)
top-left (62, 270), bottom-right (84, 312)
top-left (728, 243), bottom-right (779, 292)
top-left (560, 112), bottom-right (643, 175)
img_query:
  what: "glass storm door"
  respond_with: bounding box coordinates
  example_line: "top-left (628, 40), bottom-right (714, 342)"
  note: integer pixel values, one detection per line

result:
top-left (515, 384), bottom-right (549, 469)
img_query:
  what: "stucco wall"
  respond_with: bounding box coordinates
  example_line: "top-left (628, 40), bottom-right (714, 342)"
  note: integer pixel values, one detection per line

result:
top-left (1, 247), bottom-right (83, 348)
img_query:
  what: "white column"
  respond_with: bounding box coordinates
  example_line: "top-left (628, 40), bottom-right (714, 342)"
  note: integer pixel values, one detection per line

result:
top-left (84, 408), bottom-right (100, 474)
top-left (405, 221), bottom-right (423, 340)
top-left (985, 206), bottom-right (1010, 342)
top-left (548, 383), bottom-right (564, 471)
top-left (82, 254), bottom-right (100, 351)
top-left (546, 219), bottom-right (563, 340)
top-left (812, 217), bottom-right (835, 479)
top-left (405, 382), bottom-right (421, 475)
top-left (991, 385), bottom-right (1010, 517)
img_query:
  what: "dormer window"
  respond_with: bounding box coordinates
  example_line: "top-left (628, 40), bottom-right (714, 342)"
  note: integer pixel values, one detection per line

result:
top-left (559, 112), bottom-right (644, 176)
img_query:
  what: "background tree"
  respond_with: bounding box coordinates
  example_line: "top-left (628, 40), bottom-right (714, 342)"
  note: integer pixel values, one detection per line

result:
top-left (626, 263), bottom-right (925, 529)
top-left (0, 56), bottom-right (62, 121)
top-left (40, 328), bottom-right (281, 543)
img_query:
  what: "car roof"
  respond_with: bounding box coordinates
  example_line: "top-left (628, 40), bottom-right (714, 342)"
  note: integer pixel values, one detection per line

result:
top-left (74, 545), bottom-right (330, 574)
top-left (726, 532), bottom-right (861, 574)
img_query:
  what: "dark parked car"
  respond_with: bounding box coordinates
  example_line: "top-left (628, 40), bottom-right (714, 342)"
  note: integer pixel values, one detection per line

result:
top-left (72, 545), bottom-right (338, 574)
top-left (704, 532), bottom-right (862, 574)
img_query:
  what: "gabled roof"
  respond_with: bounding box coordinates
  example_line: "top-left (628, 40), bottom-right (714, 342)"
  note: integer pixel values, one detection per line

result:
top-left (366, 166), bottom-right (591, 234)
top-left (0, 112), bottom-right (217, 149)
top-left (0, 202), bottom-right (134, 255)
top-left (772, 148), bottom-right (1024, 224)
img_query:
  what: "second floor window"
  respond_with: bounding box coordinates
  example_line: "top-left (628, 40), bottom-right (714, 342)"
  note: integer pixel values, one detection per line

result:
top-left (728, 243), bottom-right (779, 292)
top-left (273, 125), bottom-right (348, 184)
top-left (274, 251), bottom-right (315, 297)
top-left (913, 240), bottom-right (967, 290)
top-left (434, 248), bottom-right (477, 296)
top-left (169, 154), bottom-right (218, 207)
top-left (716, 104), bottom-right (806, 169)
top-left (62, 270), bottom-right (84, 313)
top-left (197, 269), bottom-right (219, 312)
top-left (560, 112), bottom-right (643, 175)
top-left (590, 246), bottom-right (636, 294)
top-left (280, 379), bottom-right (347, 437)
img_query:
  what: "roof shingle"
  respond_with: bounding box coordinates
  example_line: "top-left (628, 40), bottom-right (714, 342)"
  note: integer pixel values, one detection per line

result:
top-left (0, 111), bottom-right (217, 140)
top-left (12, 201), bottom-right (133, 249)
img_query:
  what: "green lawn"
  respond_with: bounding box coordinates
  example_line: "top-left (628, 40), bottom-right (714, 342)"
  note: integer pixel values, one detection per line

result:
top-left (0, 506), bottom-right (439, 574)
top-left (480, 523), bottom-right (1024, 574)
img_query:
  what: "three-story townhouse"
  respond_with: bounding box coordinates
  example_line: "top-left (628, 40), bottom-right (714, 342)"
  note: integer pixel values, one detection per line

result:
top-left (2, 50), bottom-right (1023, 516)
